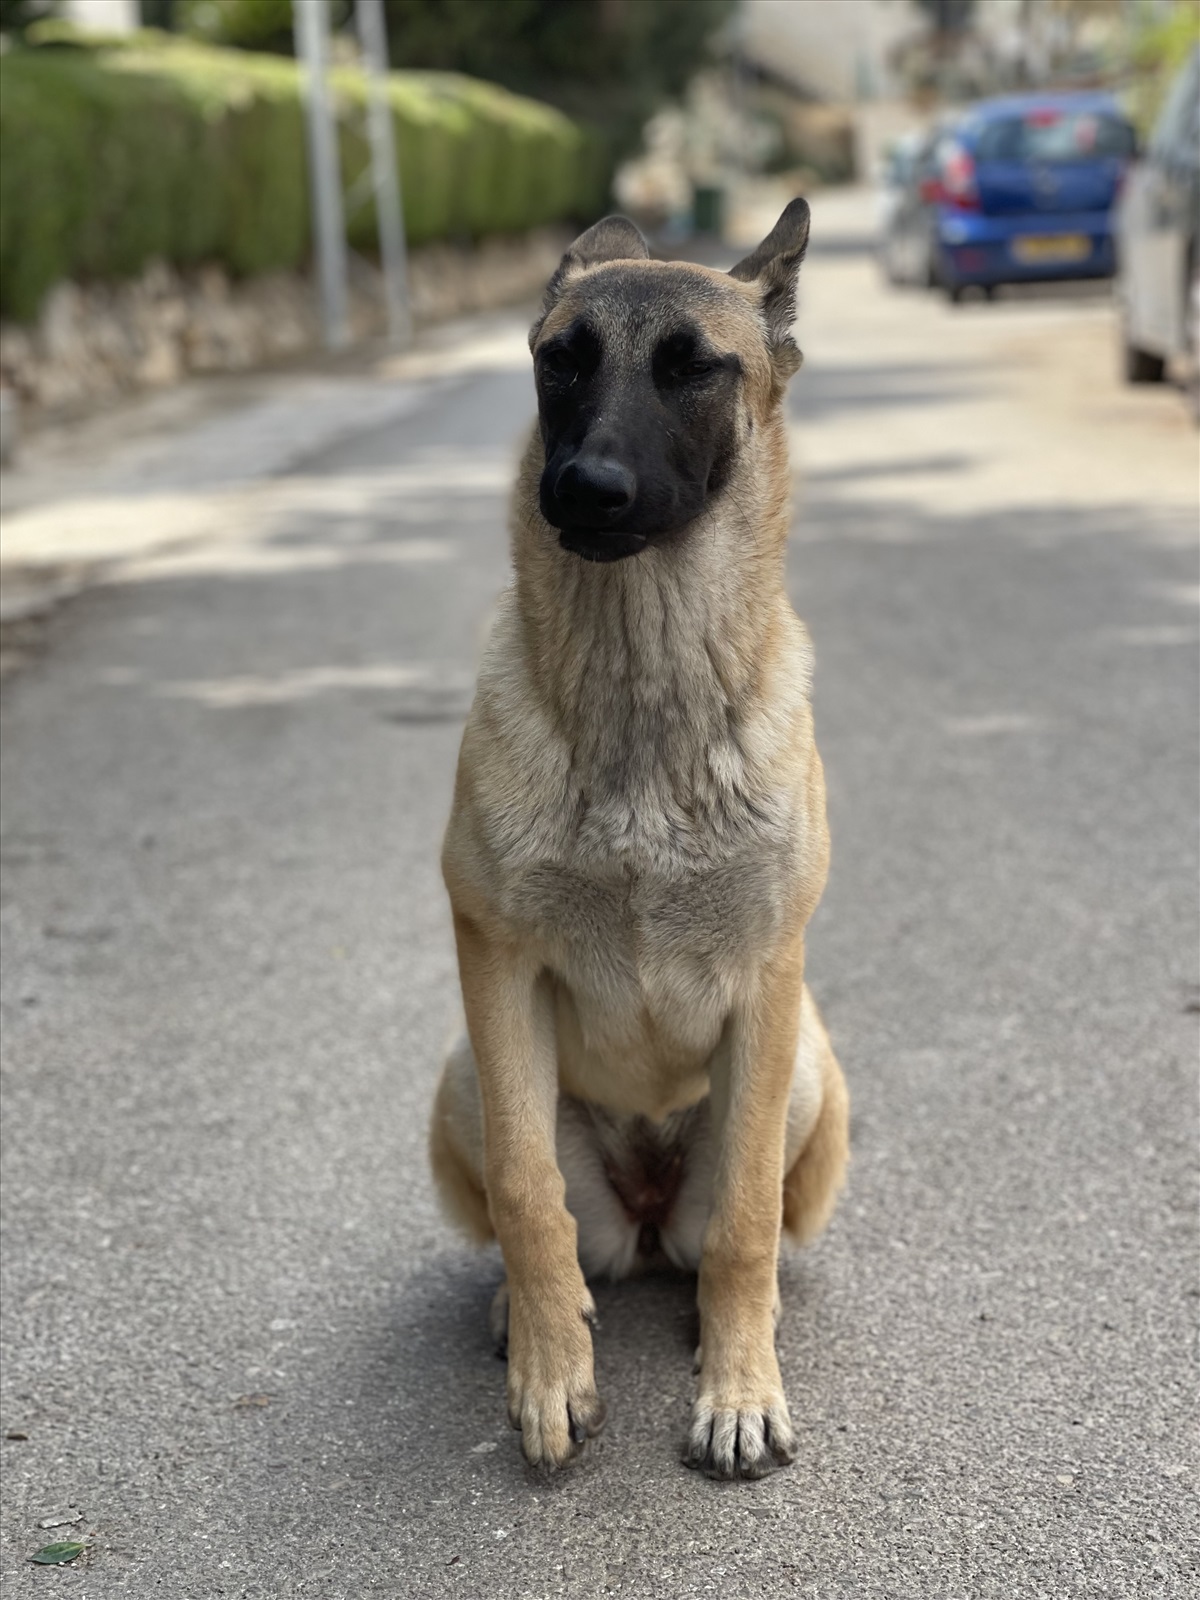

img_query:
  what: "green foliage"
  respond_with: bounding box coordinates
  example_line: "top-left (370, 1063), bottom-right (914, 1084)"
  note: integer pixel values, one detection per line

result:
top-left (0, 30), bottom-right (599, 320)
top-left (173, 0), bottom-right (344, 55)
top-left (0, 0), bottom-right (57, 37)
top-left (376, 0), bottom-right (737, 169)
top-left (164, 0), bottom-right (733, 171)
top-left (1127, 0), bottom-right (1200, 132)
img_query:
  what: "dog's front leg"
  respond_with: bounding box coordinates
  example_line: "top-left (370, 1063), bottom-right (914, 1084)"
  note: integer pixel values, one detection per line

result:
top-left (453, 912), bottom-right (605, 1469)
top-left (687, 934), bottom-right (805, 1479)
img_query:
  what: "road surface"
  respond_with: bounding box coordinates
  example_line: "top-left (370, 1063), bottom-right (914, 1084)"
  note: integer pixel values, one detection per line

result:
top-left (2, 190), bottom-right (1197, 1597)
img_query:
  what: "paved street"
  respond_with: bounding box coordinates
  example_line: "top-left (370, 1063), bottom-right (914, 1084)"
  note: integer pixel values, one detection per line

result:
top-left (2, 190), bottom-right (1197, 1597)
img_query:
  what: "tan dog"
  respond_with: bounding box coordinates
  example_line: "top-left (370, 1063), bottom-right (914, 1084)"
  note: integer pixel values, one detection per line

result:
top-left (430, 200), bottom-right (849, 1479)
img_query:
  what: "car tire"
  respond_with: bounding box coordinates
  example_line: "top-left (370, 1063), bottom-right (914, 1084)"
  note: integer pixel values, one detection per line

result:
top-left (1122, 336), bottom-right (1166, 383)
top-left (1186, 263), bottom-right (1200, 426)
top-left (946, 282), bottom-right (964, 304)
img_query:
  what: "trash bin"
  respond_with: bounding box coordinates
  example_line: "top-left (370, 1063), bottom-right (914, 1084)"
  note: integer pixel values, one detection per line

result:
top-left (0, 387), bottom-right (18, 468)
top-left (692, 184), bottom-right (725, 238)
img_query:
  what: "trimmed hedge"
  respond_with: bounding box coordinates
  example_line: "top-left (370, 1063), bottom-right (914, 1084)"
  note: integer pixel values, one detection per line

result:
top-left (0, 31), bottom-right (606, 321)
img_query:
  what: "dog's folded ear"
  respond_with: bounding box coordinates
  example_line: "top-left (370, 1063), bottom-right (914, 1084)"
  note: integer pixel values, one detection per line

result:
top-left (729, 198), bottom-right (811, 380)
top-left (530, 216), bottom-right (650, 346)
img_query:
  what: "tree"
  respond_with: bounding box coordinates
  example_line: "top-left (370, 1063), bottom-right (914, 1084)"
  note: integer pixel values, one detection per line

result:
top-left (383, 0), bottom-right (739, 164)
top-left (0, 0), bottom-right (57, 34)
top-left (912, 0), bottom-right (976, 33)
top-left (161, 0), bottom-right (734, 160)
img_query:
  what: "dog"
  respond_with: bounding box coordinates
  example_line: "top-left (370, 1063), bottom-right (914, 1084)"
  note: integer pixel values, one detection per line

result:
top-left (429, 199), bottom-right (849, 1480)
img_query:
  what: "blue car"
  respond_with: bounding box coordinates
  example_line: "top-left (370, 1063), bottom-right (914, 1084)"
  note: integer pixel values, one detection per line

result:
top-left (923, 92), bottom-right (1137, 301)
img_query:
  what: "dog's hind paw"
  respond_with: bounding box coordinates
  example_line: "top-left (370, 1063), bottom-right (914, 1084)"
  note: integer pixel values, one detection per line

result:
top-left (684, 1396), bottom-right (796, 1481)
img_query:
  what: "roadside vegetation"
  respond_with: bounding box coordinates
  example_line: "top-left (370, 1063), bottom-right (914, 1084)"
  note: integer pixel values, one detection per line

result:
top-left (0, 25), bottom-right (605, 321)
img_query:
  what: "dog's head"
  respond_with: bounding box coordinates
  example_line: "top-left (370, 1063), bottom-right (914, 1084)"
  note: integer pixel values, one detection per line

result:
top-left (529, 201), bottom-right (809, 563)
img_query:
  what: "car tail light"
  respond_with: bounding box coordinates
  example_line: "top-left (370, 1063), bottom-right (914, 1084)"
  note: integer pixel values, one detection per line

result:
top-left (940, 142), bottom-right (980, 211)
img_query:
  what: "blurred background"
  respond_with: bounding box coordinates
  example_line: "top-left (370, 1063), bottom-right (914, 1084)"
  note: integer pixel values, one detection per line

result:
top-left (1, 2), bottom-right (1198, 1595)
top-left (0, 0), bottom-right (1197, 422)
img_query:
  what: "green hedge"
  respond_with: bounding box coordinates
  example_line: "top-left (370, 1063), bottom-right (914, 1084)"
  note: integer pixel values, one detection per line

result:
top-left (0, 30), bottom-right (606, 321)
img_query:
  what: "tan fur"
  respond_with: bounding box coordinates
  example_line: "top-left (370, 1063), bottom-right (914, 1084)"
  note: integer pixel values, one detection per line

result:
top-left (782, 989), bottom-right (850, 1244)
top-left (430, 205), bottom-right (849, 1477)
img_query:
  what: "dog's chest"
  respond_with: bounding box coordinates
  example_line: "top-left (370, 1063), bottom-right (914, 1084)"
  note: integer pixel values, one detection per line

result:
top-left (463, 585), bottom-right (813, 1091)
top-left (493, 744), bottom-right (796, 1067)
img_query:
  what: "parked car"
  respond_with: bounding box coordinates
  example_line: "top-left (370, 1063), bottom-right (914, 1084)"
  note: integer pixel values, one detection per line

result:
top-left (1115, 45), bottom-right (1200, 415)
top-left (921, 92), bottom-right (1137, 301)
top-left (879, 124), bottom-right (954, 289)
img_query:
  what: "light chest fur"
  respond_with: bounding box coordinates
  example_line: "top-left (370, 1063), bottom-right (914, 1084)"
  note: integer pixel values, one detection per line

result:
top-left (445, 548), bottom-right (827, 1120)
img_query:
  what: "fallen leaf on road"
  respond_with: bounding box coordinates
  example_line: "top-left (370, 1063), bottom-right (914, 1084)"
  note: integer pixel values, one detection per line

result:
top-left (233, 1394), bottom-right (271, 1408)
top-left (5, 1431), bottom-right (29, 1441)
top-left (30, 1542), bottom-right (85, 1565)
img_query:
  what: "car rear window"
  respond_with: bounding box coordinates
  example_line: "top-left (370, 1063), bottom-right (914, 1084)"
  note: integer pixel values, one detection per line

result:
top-left (976, 111), bottom-right (1135, 163)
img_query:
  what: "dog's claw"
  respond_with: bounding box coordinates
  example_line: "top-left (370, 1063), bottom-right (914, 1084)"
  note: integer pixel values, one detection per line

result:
top-left (684, 1399), bottom-right (796, 1480)
top-left (565, 1395), bottom-right (607, 1451)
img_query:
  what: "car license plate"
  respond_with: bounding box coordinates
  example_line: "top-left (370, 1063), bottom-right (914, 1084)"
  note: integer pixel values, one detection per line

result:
top-left (1011, 234), bottom-right (1090, 263)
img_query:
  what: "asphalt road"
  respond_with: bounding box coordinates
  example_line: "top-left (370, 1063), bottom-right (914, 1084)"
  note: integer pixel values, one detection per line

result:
top-left (2, 191), bottom-right (1197, 1598)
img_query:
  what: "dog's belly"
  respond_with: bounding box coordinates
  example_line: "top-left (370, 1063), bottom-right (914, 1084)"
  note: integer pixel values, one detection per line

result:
top-left (505, 854), bottom-right (786, 1119)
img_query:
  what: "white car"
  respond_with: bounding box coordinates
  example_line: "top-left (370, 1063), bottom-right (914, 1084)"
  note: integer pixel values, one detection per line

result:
top-left (1115, 45), bottom-right (1200, 419)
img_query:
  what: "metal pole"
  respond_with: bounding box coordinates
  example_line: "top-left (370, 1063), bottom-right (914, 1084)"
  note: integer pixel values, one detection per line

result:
top-left (357, 0), bottom-right (412, 345)
top-left (294, 0), bottom-right (349, 350)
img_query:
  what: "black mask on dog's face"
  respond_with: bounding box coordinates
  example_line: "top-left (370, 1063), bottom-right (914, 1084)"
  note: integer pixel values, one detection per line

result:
top-left (529, 205), bottom-right (810, 563)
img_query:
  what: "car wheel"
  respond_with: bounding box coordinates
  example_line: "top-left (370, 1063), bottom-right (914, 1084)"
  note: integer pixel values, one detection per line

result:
top-left (945, 282), bottom-right (964, 304)
top-left (1186, 264), bottom-right (1200, 426)
top-left (1121, 332), bottom-right (1166, 383)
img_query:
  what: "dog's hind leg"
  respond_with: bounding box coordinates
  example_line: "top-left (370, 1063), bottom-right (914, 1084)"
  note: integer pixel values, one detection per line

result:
top-left (781, 986), bottom-right (849, 1245)
top-left (429, 1031), bottom-right (494, 1244)
top-left (430, 1034), bottom-right (641, 1338)
top-left (661, 986), bottom-right (847, 1273)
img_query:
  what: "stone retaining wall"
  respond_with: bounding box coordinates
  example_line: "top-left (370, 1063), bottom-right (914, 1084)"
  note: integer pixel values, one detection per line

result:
top-left (0, 227), bottom-right (568, 415)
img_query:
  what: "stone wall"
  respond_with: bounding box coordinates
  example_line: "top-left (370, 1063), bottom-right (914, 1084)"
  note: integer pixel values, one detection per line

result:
top-left (0, 227), bottom-right (568, 415)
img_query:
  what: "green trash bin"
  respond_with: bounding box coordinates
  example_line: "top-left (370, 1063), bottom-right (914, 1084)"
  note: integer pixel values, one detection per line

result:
top-left (692, 183), bottom-right (725, 237)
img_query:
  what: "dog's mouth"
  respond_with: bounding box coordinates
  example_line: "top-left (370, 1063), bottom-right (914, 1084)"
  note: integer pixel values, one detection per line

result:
top-left (558, 528), bottom-right (649, 563)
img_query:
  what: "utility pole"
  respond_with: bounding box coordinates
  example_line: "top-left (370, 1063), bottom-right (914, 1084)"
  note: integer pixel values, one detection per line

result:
top-left (357, 0), bottom-right (412, 345)
top-left (294, 0), bottom-right (350, 351)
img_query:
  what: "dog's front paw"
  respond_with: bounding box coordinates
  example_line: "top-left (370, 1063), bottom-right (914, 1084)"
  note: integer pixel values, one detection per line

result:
top-left (505, 1285), bottom-right (606, 1470)
top-left (685, 1368), bottom-right (796, 1480)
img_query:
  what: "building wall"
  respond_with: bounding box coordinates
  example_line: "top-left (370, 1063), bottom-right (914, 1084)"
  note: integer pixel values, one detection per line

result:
top-left (62, 0), bottom-right (139, 33)
top-left (740, 0), bottom-right (920, 102)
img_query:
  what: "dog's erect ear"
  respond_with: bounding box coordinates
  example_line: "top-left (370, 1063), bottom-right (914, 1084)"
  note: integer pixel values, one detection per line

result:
top-left (529, 215), bottom-right (650, 346)
top-left (729, 198), bottom-right (810, 379)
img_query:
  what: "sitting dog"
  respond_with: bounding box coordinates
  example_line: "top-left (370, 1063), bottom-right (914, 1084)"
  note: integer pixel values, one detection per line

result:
top-left (430, 200), bottom-right (849, 1479)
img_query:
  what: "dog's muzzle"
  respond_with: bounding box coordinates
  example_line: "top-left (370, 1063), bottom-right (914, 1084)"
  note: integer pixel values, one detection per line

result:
top-left (541, 455), bottom-right (648, 562)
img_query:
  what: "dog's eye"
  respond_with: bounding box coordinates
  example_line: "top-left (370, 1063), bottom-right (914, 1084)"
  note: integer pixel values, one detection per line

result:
top-left (540, 346), bottom-right (578, 380)
top-left (674, 359), bottom-right (718, 381)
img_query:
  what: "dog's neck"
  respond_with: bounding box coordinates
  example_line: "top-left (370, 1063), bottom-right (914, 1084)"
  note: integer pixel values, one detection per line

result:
top-left (511, 440), bottom-right (796, 819)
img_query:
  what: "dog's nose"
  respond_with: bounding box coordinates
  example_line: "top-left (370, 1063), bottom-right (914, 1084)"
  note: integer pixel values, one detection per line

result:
top-left (554, 456), bottom-right (635, 520)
